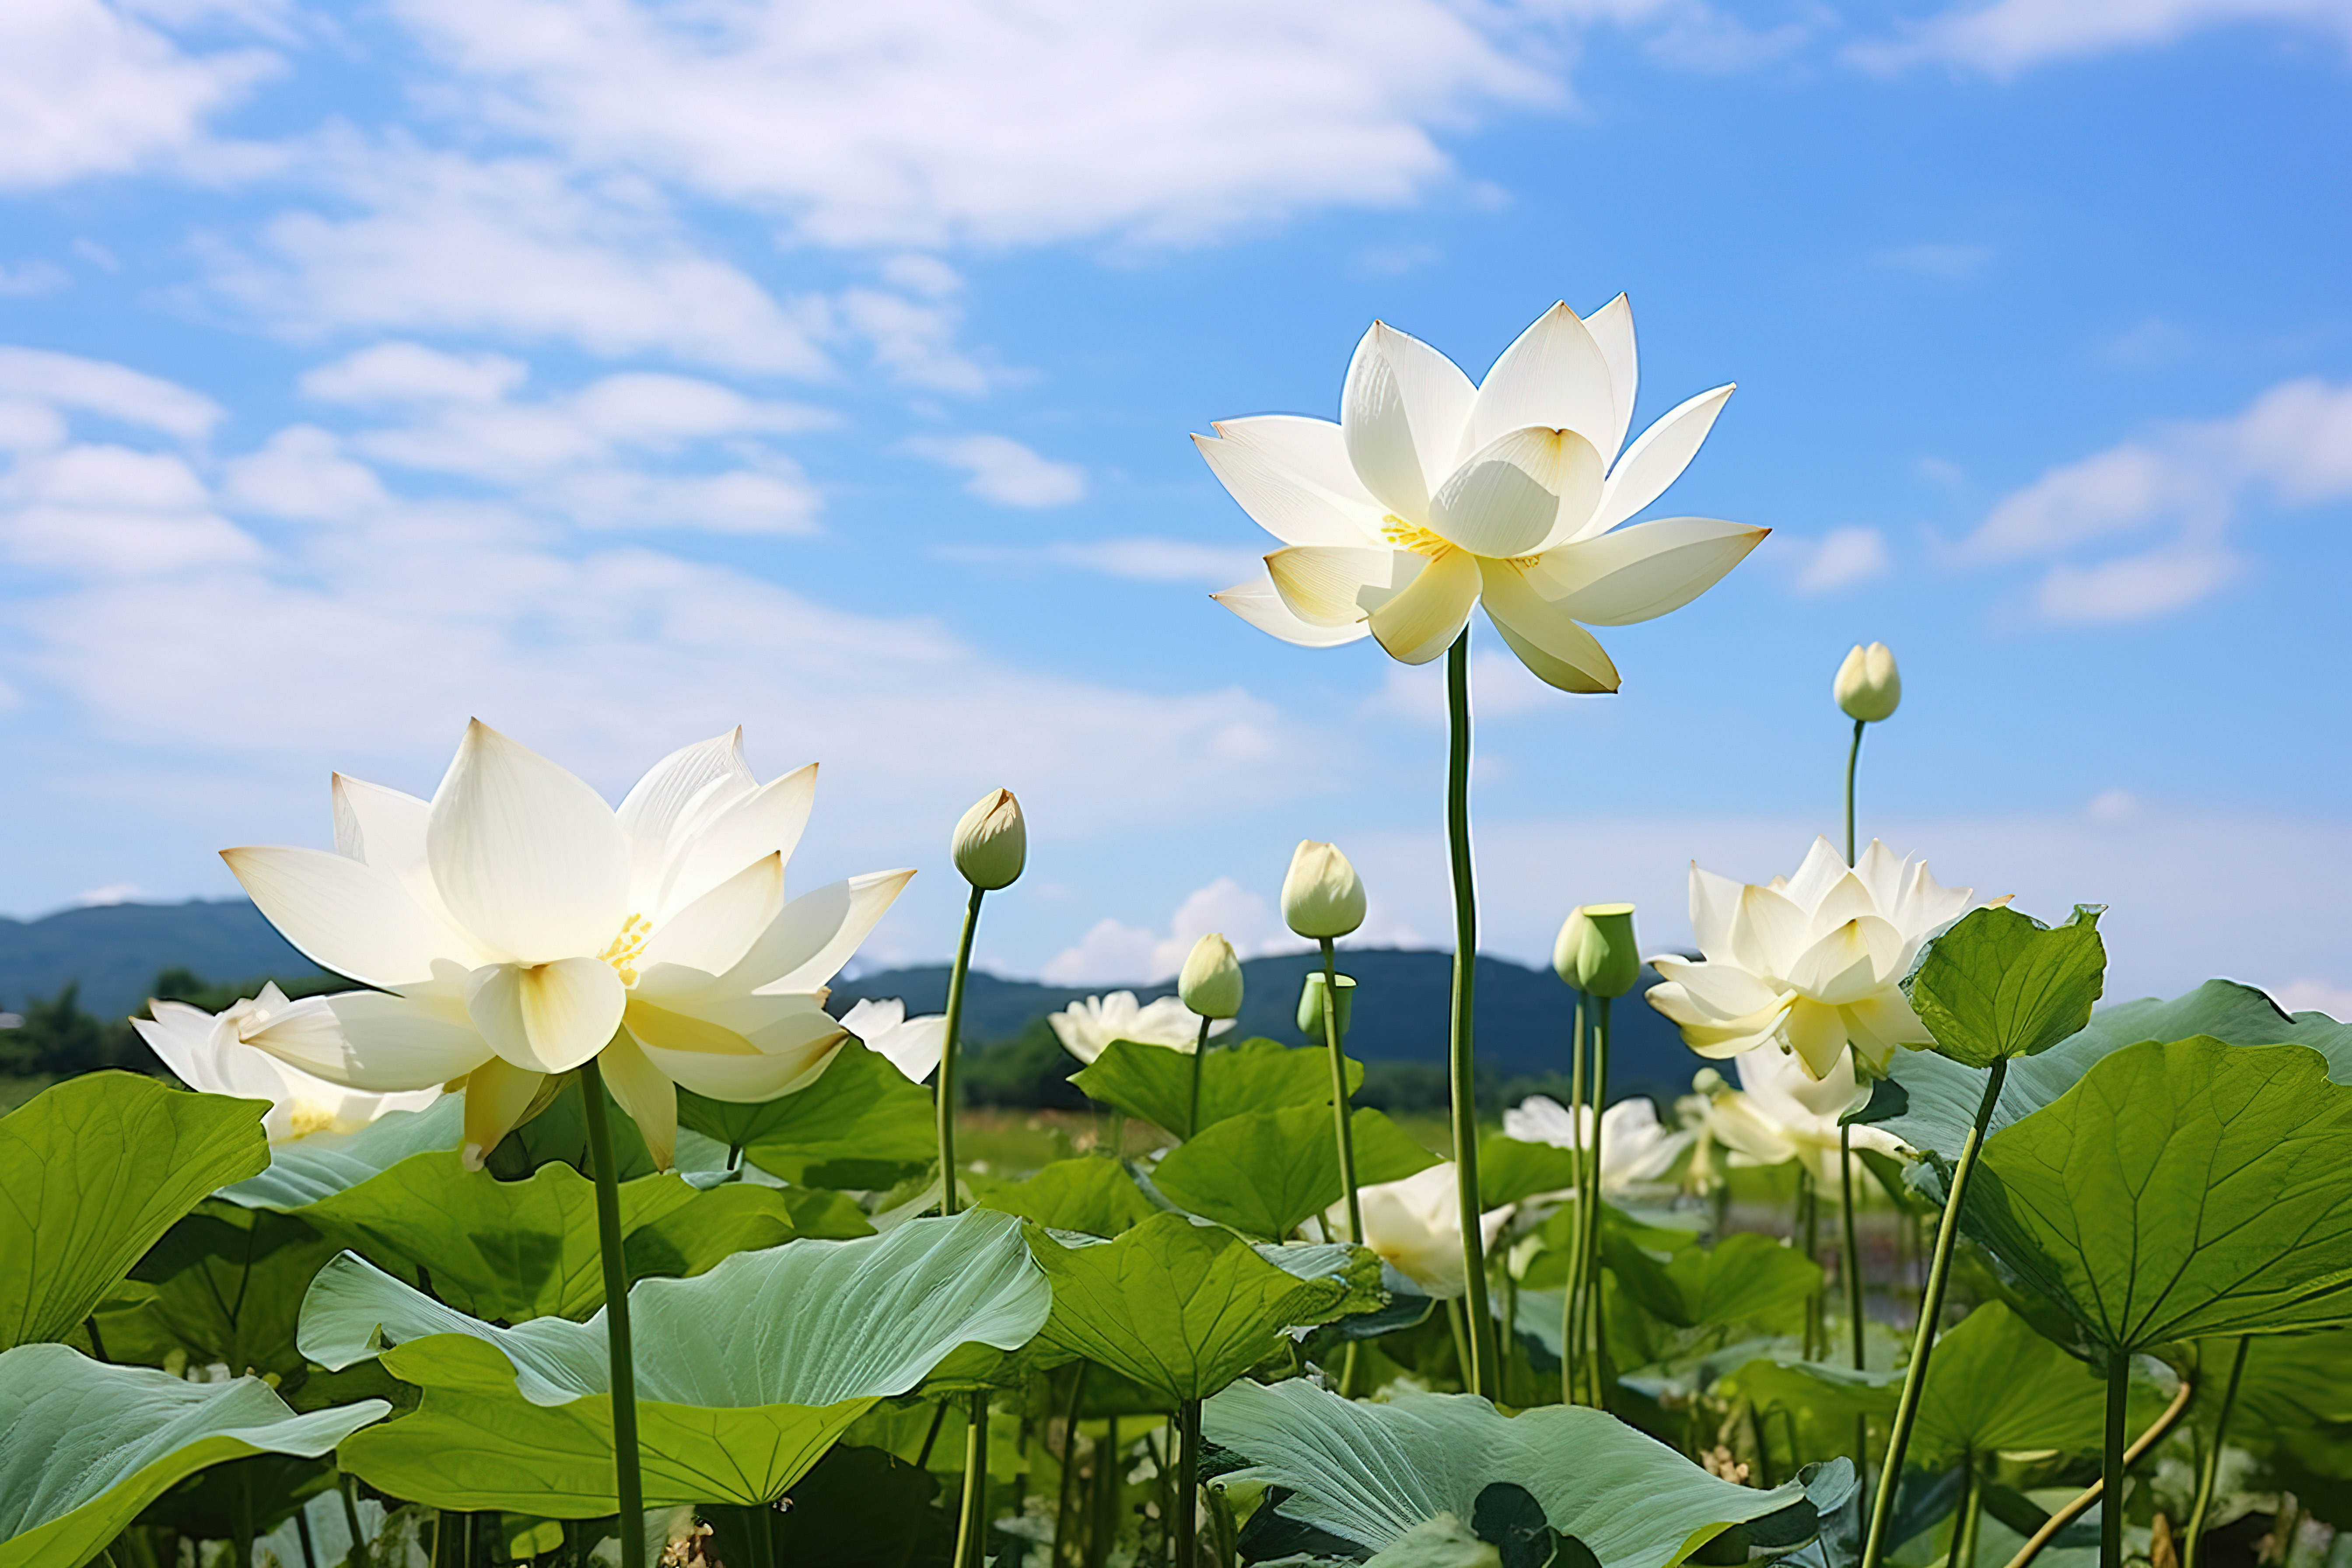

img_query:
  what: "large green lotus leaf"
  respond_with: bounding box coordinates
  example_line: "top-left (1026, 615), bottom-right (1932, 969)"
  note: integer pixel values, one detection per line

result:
top-left (1153, 1105), bottom-right (1440, 1239)
top-left (1908, 1302), bottom-right (2131, 1465)
top-left (1713, 1358), bottom-right (1897, 1471)
top-left (1070, 1037), bottom-right (1362, 1141)
top-left (1603, 1231), bottom-right (1820, 1334)
top-left (0, 1343), bottom-right (385, 1568)
top-left (978, 1155), bottom-right (1160, 1236)
top-left (1968, 1039), bottom-right (2352, 1353)
top-left (219, 1096), bottom-right (465, 1211)
top-left (1478, 1135), bottom-right (1582, 1209)
top-left (681, 1040), bottom-right (936, 1186)
top-left (1905, 905), bottom-right (2107, 1071)
top-left (1872, 979), bottom-right (2352, 1164)
top-left (1203, 1379), bottom-right (1816, 1568)
top-left (115, 1201), bottom-right (341, 1377)
top-left (0, 1074), bottom-right (270, 1351)
top-left (298, 1148), bottom-right (799, 1321)
top-left (1028, 1214), bottom-right (1353, 1404)
top-left (301, 1209), bottom-right (1050, 1510)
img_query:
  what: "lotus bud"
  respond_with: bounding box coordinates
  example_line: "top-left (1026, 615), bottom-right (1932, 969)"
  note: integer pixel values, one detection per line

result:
top-left (1834, 642), bottom-right (1901, 724)
top-left (951, 788), bottom-right (1025, 890)
top-left (1551, 902), bottom-right (1641, 998)
top-left (1296, 971), bottom-right (1355, 1040)
top-left (1281, 840), bottom-right (1365, 940)
top-left (1178, 933), bottom-right (1244, 1021)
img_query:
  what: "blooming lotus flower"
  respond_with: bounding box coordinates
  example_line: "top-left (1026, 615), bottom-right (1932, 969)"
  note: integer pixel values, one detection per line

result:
top-left (131, 984), bottom-right (440, 1142)
top-left (1695, 1046), bottom-right (1903, 1186)
top-left (1200, 299), bottom-right (1766, 691)
top-left (840, 998), bottom-right (946, 1085)
top-left (1336, 1162), bottom-right (1512, 1299)
top-left (1645, 838), bottom-right (1974, 1080)
top-left (221, 722), bottom-right (911, 1170)
top-left (1046, 991), bottom-right (1233, 1066)
top-left (1499, 1095), bottom-right (1693, 1196)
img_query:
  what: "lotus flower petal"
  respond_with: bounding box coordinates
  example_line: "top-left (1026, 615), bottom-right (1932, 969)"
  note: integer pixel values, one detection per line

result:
top-left (1581, 384), bottom-right (1736, 540)
top-left (459, 1056), bottom-right (548, 1171)
top-left (1211, 576), bottom-right (1373, 648)
top-left (1478, 558), bottom-right (1620, 693)
top-left (1366, 546), bottom-right (1479, 665)
top-left (465, 957), bottom-right (626, 1074)
top-left (1583, 292), bottom-right (1638, 461)
top-left (1427, 426), bottom-right (1600, 560)
top-left (1343, 321), bottom-right (1478, 519)
top-left (1265, 544), bottom-right (1408, 628)
top-left (1211, 414), bottom-right (1382, 508)
top-left (1529, 517), bottom-right (1768, 625)
top-left (1470, 302), bottom-right (1616, 456)
top-left (427, 721), bottom-right (629, 965)
top-left (1194, 427), bottom-right (1387, 548)
top-left (221, 847), bottom-right (467, 990)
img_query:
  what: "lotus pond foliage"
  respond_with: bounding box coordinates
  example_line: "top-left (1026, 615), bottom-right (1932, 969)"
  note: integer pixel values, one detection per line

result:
top-left (4, 299), bottom-right (2349, 1568)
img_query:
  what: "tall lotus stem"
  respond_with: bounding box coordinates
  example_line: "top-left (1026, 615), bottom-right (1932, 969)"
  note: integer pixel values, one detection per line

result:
top-left (1844, 717), bottom-right (1866, 866)
top-left (1320, 938), bottom-right (1362, 1243)
top-left (1175, 1397), bottom-right (1203, 1568)
top-left (1579, 994), bottom-right (1612, 1405)
top-left (1561, 991), bottom-right (1588, 1406)
top-left (1444, 630), bottom-right (1498, 1398)
top-left (956, 1394), bottom-right (992, 1568)
top-left (1842, 1121), bottom-right (1869, 1475)
top-left (578, 1056), bottom-right (645, 1568)
top-left (2185, 1337), bottom-right (2251, 1568)
top-left (2101, 1352), bottom-right (2129, 1568)
top-left (938, 884), bottom-right (986, 1219)
top-left (1187, 1015), bottom-right (1212, 1138)
top-left (1858, 1057), bottom-right (2008, 1568)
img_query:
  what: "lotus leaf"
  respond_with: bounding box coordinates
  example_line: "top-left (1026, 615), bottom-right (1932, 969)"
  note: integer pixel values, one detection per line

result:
top-left (1154, 1104), bottom-right (1440, 1239)
top-left (299, 1208), bottom-right (1050, 1510)
top-left (0, 1342), bottom-right (386, 1568)
top-left (1071, 1036), bottom-right (1362, 1141)
top-left (1904, 904), bottom-right (2107, 1070)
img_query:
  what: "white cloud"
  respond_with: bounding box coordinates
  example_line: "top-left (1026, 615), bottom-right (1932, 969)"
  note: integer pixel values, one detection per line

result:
top-left (0, 0), bottom-right (277, 189)
top-left (379, 0), bottom-right (1573, 249)
top-left (2277, 979), bottom-right (2352, 1019)
top-left (214, 147), bottom-right (834, 374)
top-left (1792, 527), bottom-right (1890, 594)
top-left (0, 345), bottom-right (223, 440)
top-left (1853, 0), bottom-right (2352, 73)
top-left (74, 880), bottom-right (149, 906)
top-left (1045, 538), bottom-right (1265, 585)
top-left (1040, 875), bottom-right (1293, 985)
top-left (1, 443), bottom-right (262, 577)
top-left (905, 434), bottom-right (1085, 507)
top-left (301, 341), bottom-right (528, 406)
top-left (1873, 242), bottom-right (1993, 280)
top-left (1962, 377), bottom-right (2352, 621)
top-left (0, 261), bottom-right (71, 298)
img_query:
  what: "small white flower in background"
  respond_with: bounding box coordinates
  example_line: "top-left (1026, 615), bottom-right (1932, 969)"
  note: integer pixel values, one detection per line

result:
top-left (1644, 837), bottom-right (1974, 1080)
top-left (131, 984), bottom-right (440, 1143)
top-left (1340, 1162), bottom-right (1513, 1300)
top-left (839, 998), bottom-right (947, 1085)
top-left (1696, 1044), bottom-right (1903, 1186)
top-left (1500, 1095), bottom-right (1693, 1196)
top-left (222, 721), bottom-right (912, 1171)
top-left (1046, 991), bottom-right (1234, 1066)
top-left (1200, 299), bottom-right (1765, 691)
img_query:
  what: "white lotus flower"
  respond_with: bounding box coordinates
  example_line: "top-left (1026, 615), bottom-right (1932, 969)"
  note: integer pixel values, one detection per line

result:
top-left (1644, 837), bottom-right (1974, 1080)
top-left (1500, 1095), bottom-right (1693, 1196)
top-left (1337, 1162), bottom-right (1513, 1299)
top-left (131, 984), bottom-right (440, 1143)
top-left (840, 998), bottom-right (946, 1085)
top-left (222, 721), bottom-right (911, 1170)
top-left (1046, 991), bottom-right (1234, 1066)
top-left (1696, 1045), bottom-right (1903, 1186)
top-left (1199, 299), bottom-right (1766, 691)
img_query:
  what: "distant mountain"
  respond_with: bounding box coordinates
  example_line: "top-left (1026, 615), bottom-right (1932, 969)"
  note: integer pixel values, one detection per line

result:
top-left (836, 948), bottom-right (1703, 1101)
top-left (0, 900), bottom-right (1708, 1101)
top-left (0, 901), bottom-right (322, 1020)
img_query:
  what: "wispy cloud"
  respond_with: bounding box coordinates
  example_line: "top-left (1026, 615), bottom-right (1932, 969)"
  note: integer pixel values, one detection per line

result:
top-left (904, 433), bottom-right (1085, 507)
top-left (1852, 0), bottom-right (2352, 74)
top-left (1792, 526), bottom-right (1891, 594)
top-left (1962, 377), bottom-right (2352, 621)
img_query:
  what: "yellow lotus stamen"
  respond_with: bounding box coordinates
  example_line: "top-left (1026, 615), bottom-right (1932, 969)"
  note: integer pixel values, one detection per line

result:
top-left (1379, 517), bottom-right (1452, 558)
top-left (600, 913), bottom-right (652, 986)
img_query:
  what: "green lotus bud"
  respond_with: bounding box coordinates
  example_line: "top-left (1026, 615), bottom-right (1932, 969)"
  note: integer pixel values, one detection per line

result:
top-left (951, 787), bottom-right (1026, 890)
top-left (1296, 970), bottom-right (1355, 1040)
top-left (1834, 642), bottom-right (1900, 724)
top-left (1282, 840), bottom-right (1365, 940)
top-left (1178, 933), bottom-right (1244, 1020)
top-left (1551, 902), bottom-right (1641, 998)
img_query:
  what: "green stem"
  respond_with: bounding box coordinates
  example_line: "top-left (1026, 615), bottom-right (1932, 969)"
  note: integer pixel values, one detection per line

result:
top-left (1055, 1365), bottom-right (1089, 1568)
top-left (578, 1058), bottom-right (646, 1568)
top-left (1858, 1057), bottom-right (2009, 1568)
top-left (1797, 1165), bottom-right (1819, 1361)
top-left (1845, 718), bottom-right (1866, 867)
top-left (1999, 1370), bottom-right (2195, 1568)
top-left (1562, 991), bottom-right (1587, 1406)
top-left (1321, 938), bottom-right (1362, 1243)
top-left (1947, 1456), bottom-right (1980, 1568)
top-left (1442, 630), bottom-right (1497, 1398)
top-left (746, 1502), bottom-right (778, 1568)
top-left (956, 1392), bottom-right (992, 1568)
top-left (1844, 1121), bottom-right (1869, 1479)
top-left (1581, 995), bottom-right (1612, 1406)
top-left (1175, 1398), bottom-right (1202, 1568)
top-left (939, 884), bottom-right (987, 1218)
top-left (297, 1506), bottom-right (320, 1568)
top-left (340, 1472), bottom-right (370, 1568)
top-left (236, 1468), bottom-right (256, 1568)
top-left (1187, 1015), bottom-right (1212, 1138)
top-left (2186, 1338), bottom-right (2251, 1568)
top-left (2101, 1352), bottom-right (2129, 1568)
top-left (1447, 1298), bottom-right (1473, 1388)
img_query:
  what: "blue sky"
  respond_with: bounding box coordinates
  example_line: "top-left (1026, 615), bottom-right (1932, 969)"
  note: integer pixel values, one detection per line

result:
top-left (2, 0), bottom-right (2348, 1010)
